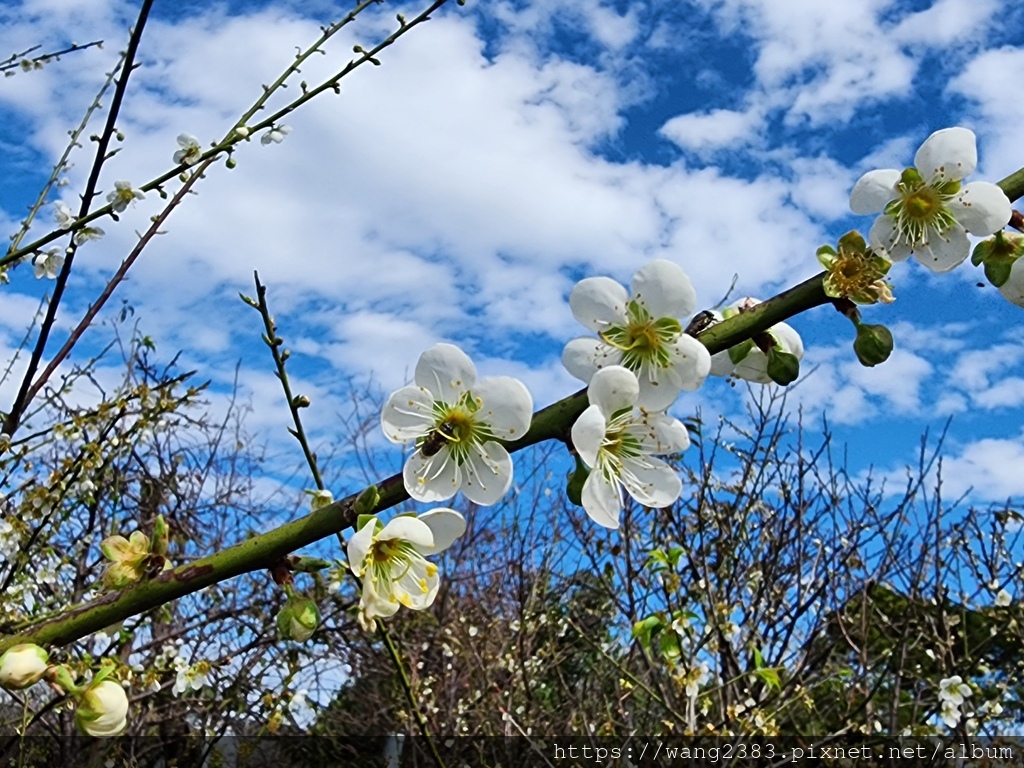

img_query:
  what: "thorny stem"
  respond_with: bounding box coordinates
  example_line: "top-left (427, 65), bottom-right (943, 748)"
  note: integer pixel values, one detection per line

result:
top-left (3, 1), bottom-right (156, 437)
top-left (253, 275), bottom-right (446, 765)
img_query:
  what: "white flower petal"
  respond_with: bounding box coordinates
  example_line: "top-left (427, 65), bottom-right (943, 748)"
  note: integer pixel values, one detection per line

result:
top-left (404, 450), bottom-right (461, 503)
top-left (347, 518), bottom-right (376, 575)
top-left (951, 181), bottom-right (1011, 236)
top-left (636, 413), bottom-right (691, 454)
top-left (393, 558), bottom-right (438, 608)
top-left (380, 385), bottom-right (436, 444)
top-left (914, 225), bottom-right (970, 273)
top-left (630, 259), bottom-right (697, 319)
top-left (569, 277), bottom-right (629, 332)
top-left (708, 350), bottom-right (736, 377)
top-left (587, 365), bottom-right (639, 416)
top-left (915, 127), bottom-right (977, 182)
top-left (562, 337), bottom-right (618, 384)
top-left (869, 215), bottom-right (912, 262)
top-left (376, 516), bottom-right (435, 549)
top-left (667, 334), bottom-right (712, 392)
top-left (581, 471), bottom-right (622, 529)
top-left (471, 376), bottom-right (533, 438)
top-left (416, 508), bottom-right (466, 556)
top-left (414, 343), bottom-right (476, 404)
top-left (621, 457), bottom-right (681, 508)
top-left (998, 258), bottom-right (1024, 308)
top-left (460, 441), bottom-right (513, 505)
top-left (361, 583), bottom-right (400, 619)
top-left (850, 169), bottom-right (901, 214)
top-left (768, 321), bottom-right (804, 359)
top-left (636, 374), bottom-right (680, 412)
top-left (571, 405), bottom-right (607, 468)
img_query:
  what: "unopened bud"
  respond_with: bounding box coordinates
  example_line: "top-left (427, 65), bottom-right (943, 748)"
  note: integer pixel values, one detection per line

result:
top-left (75, 679), bottom-right (129, 738)
top-left (0, 644), bottom-right (49, 690)
top-left (853, 323), bottom-right (893, 367)
top-left (277, 593), bottom-right (320, 642)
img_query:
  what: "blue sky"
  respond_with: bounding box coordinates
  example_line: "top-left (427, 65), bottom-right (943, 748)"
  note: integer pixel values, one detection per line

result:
top-left (2, 0), bottom-right (1024, 512)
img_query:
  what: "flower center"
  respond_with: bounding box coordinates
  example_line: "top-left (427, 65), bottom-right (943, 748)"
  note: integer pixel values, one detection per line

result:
top-left (419, 391), bottom-right (496, 464)
top-left (887, 168), bottom-right (960, 246)
top-left (599, 300), bottom-right (682, 373)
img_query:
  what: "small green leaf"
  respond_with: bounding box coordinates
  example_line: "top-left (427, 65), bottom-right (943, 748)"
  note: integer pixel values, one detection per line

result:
top-left (766, 348), bottom-right (800, 385)
top-left (728, 339), bottom-right (755, 365)
top-left (565, 455), bottom-right (589, 507)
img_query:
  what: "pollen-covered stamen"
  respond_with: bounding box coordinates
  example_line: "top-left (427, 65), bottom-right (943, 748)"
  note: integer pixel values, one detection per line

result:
top-left (598, 301), bottom-right (682, 373)
top-left (887, 168), bottom-right (960, 246)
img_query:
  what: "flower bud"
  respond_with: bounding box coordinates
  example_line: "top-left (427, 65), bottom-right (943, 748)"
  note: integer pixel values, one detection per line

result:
top-left (277, 593), bottom-right (320, 642)
top-left (354, 485), bottom-right (380, 515)
top-left (75, 679), bottom-right (128, 738)
top-left (853, 323), bottom-right (894, 367)
top-left (0, 644), bottom-right (49, 690)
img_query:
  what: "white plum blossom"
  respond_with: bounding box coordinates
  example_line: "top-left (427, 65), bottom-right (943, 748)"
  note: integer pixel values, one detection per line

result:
top-left (563, 259), bottom-right (711, 410)
top-left (347, 508), bottom-right (466, 630)
top-left (850, 127), bottom-right (1011, 273)
top-left (74, 226), bottom-right (105, 245)
top-left (682, 661), bottom-right (711, 698)
top-left (995, 589), bottom-right (1012, 607)
top-left (381, 343), bottom-right (533, 505)
top-left (173, 133), bottom-right (202, 166)
top-left (53, 201), bottom-right (74, 230)
top-left (261, 124), bottom-right (292, 145)
top-left (172, 657), bottom-right (210, 696)
top-left (708, 298), bottom-right (804, 384)
top-left (33, 249), bottom-right (64, 279)
top-left (938, 675), bottom-right (972, 728)
top-left (106, 180), bottom-right (145, 212)
top-left (570, 366), bottom-right (690, 529)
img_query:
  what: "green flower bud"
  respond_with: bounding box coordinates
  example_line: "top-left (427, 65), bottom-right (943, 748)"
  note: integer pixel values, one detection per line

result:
top-left (354, 485), bottom-right (380, 515)
top-left (0, 644), bottom-right (49, 690)
top-left (853, 323), bottom-right (894, 367)
top-left (277, 593), bottom-right (320, 642)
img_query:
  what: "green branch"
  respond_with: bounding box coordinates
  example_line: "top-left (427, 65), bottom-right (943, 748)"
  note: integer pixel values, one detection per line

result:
top-left (3, 173), bottom-right (1021, 654)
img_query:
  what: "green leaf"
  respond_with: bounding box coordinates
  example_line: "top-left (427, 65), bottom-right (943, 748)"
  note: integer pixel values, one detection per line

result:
top-left (728, 339), bottom-right (755, 365)
top-left (766, 348), bottom-right (800, 385)
top-left (565, 455), bottom-right (589, 507)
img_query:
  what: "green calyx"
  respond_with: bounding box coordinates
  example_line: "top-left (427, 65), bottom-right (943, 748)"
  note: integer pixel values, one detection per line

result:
top-left (972, 231), bottom-right (1024, 288)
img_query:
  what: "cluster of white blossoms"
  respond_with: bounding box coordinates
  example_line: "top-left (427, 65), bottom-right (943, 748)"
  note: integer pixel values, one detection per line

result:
top-left (362, 261), bottom-right (808, 614)
top-left (850, 127), bottom-right (1015, 296)
top-left (938, 675), bottom-right (973, 728)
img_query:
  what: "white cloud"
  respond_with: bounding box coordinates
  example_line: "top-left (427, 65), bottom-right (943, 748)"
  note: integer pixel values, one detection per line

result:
top-left (935, 435), bottom-right (1024, 501)
top-left (660, 107), bottom-right (764, 155)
